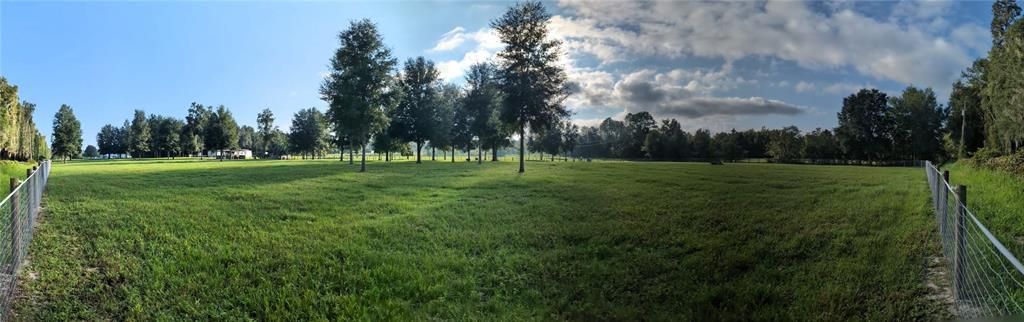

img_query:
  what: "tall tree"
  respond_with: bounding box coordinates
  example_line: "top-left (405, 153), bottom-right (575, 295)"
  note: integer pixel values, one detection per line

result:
top-left (257, 108), bottom-right (276, 157)
top-left (0, 78), bottom-right (20, 160)
top-left (128, 110), bottom-right (151, 158)
top-left (836, 89), bottom-right (890, 160)
top-left (392, 57), bottom-right (441, 164)
top-left (492, 1), bottom-right (570, 173)
top-left (51, 104), bottom-right (82, 161)
top-left (429, 83), bottom-right (460, 161)
top-left (97, 124), bottom-right (117, 158)
top-left (624, 112), bottom-right (656, 158)
top-left (321, 19), bottom-right (398, 172)
top-left (83, 145), bottom-right (99, 158)
top-left (888, 86), bottom-right (945, 160)
top-left (463, 63), bottom-right (507, 163)
top-left (982, 20), bottom-right (1024, 153)
top-left (33, 132), bottom-right (49, 160)
top-left (767, 126), bottom-right (802, 162)
top-left (206, 105), bottom-right (240, 156)
top-left (184, 103), bottom-right (211, 157)
top-left (17, 101), bottom-right (36, 160)
top-left (238, 125), bottom-right (256, 151)
top-left (993, 0), bottom-right (1022, 49)
top-left (289, 108), bottom-right (329, 159)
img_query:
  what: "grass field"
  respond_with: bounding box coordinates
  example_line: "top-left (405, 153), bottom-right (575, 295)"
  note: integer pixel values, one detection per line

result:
top-left (0, 161), bottom-right (30, 196)
top-left (945, 163), bottom-right (1024, 257)
top-left (14, 159), bottom-right (942, 320)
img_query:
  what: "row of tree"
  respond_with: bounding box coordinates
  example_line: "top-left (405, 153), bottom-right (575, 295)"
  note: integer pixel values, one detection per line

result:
top-left (946, 0), bottom-right (1024, 158)
top-left (0, 77), bottom-right (52, 161)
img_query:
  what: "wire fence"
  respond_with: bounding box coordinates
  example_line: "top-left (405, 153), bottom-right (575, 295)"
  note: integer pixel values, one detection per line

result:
top-left (0, 161), bottom-right (50, 321)
top-left (926, 161), bottom-right (1024, 318)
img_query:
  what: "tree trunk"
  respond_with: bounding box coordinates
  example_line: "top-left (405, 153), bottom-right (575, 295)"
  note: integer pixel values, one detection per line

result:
top-left (432, 147), bottom-right (435, 161)
top-left (349, 143), bottom-right (354, 165)
top-left (339, 149), bottom-right (343, 161)
top-left (518, 126), bottom-right (525, 173)
top-left (451, 148), bottom-right (455, 163)
top-left (360, 144), bottom-right (366, 172)
top-left (385, 150), bottom-right (390, 162)
top-left (492, 148), bottom-right (498, 162)
top-left (467, 148), bottom-right (470, 162)
top-left (478, 145), bottom-right (482, 164)
top-left (416, 142), bottom-right (422, 164)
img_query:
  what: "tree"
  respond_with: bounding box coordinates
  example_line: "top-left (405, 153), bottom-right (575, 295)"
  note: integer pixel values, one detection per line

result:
top-left (836, 89), bottom-right (890, 160)
top-left (948, 61), bottom-right (988, 158)
top-left (993, 0), bottom-right (1022, 49)
top-left (289, 108), bottom-right (329, 159)
top-left (321, 19), bottom-right (398, 172)
top-left (982, 20), bottom-right (1024, 153)
top-left (691, 129), bottom-right (712, 159)
top-left (0, 78), bottom-right (20, 160)
top-left (802, 128), bottom-right (840, 160)
top-left (887, 86), bottom-right (945, 160)
top-left (156, 118), bottom-right (183, 158)
top-left (451, 92), bottom-right (475, 162)
top-left (267, 129), bottom-right (289, 157)
top-left (662, 119), bottom-right (690, 160)
top-left (238, 125), bottom-right (256, 151)
top-left (493, 1), bottom-right (570, 173)
top-left (83, 145), bottom-right (99, 158)
top-left (624, 112), bottom-right (656, 158)
top-left (51, 104), bottom-right (82, 161)
top-left (392, 57), bottom-right (440, 164)
top-left (713, 130), bottom-right (746, 161)
top-left (429, 83), bottom-right (460, 161)
top-left (767, 126), bottom-right (802, 162)
top-left (17, 101), bottom-right (36, 160)
top-left (97, 124), bottom-right (117, 157)
top-left (33, 132), bottom-right (49, 160)
top-left (128, 110), bottom-right (151, 158)
top-left (463, 63), bottom-right (507, 162)
top-left (184, 103), bottom-right (211, 157)
top-left (257, 108), bottom-right (276, 157)
top-left (561, 122), bottom-right (579, 161)
top-left (598, 118), bottom-right (628, 158)
top-left (206, 105), bottom-right (240, 156)
top-left (539, 123), bottom-right (563, 161)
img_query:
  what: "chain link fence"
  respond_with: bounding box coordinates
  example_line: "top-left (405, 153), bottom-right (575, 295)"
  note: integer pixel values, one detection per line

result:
top-left (926, 161), bottom-right (1024, 318)
top-left (0, 161), bottom-right (50, 320)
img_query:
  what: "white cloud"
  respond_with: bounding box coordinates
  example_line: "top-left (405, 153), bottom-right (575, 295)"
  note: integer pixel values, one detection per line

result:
top-left (431, 27), bottom-right (505, 81)
top-left (566, 67), bottom-right (806, 121)
top-left (550, 0), bottom-right (982, 89)
top-left (429, 26), bottom-right (502, 52)
top-left (794, 81), bottom-right (816, 93)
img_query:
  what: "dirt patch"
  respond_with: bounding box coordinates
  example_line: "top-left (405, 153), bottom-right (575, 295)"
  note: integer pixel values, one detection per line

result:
top-left (925, 255), bottom-right (956, 319)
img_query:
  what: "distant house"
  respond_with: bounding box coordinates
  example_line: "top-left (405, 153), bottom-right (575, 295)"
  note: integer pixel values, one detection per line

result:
top-left (204, 149), bottom-right (253, 159)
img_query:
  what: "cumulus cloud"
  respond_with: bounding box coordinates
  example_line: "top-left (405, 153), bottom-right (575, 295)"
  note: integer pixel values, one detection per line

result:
top-left (566, 67), bottom-right (806, 120)
top-left (428, 26), bottom-right (502, 52)
top-left (431, 27), bottom-right (504, 81)
top-left (549, 0), bottom-right (983, 89)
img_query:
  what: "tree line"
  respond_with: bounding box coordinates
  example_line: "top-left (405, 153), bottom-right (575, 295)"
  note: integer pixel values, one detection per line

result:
top-left (945, 0), bottom-right (1024, 161)
top-left (0, 77), bottom-right (52, 162)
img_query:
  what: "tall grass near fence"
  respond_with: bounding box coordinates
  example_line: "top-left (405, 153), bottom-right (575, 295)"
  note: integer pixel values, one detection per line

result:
top-left (926, 161), bottom-right (1024, 318)
top-left (0, 161), bottom-right (50, 320)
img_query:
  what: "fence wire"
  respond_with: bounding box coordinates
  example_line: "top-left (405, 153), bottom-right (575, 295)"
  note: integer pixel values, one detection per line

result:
top-left (926, 161), bottom-right (1024, 319)
top-left (0, 161), bottom-right (50, 321)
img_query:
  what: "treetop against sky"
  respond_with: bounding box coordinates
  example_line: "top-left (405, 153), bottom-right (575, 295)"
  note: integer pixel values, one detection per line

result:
top-left (0, 0), bottom-right (993, 148)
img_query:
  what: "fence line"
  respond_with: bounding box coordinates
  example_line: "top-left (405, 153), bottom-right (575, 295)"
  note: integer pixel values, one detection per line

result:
top-left (925, 161), bottom-right (1024, 318)
top-left (0, 161), bottom-right (50, 320)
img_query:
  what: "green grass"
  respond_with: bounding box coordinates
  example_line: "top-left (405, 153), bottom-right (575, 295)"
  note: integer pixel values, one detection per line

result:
top-left (0, 161), bottom-right (31, 196)
top-left (15, 159), bottom-right (942, 320)
top-left (945, 162), bottom-right (1024, 257)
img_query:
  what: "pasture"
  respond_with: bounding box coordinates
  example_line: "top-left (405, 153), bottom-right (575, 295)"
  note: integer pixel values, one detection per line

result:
top-left (13, 159), bottom-right (942, 320)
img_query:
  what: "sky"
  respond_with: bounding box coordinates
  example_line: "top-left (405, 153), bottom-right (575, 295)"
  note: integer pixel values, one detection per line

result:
top-left (0, 0), bottom-right (995, 148)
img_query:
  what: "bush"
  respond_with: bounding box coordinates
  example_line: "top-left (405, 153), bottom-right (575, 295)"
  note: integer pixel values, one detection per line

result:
top-left (964, 149), bottom-right (1024, 179)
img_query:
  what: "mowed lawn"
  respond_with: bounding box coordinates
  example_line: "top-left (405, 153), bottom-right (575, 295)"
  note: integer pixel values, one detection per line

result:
top-left (14, 159), bottom-right (941, 320)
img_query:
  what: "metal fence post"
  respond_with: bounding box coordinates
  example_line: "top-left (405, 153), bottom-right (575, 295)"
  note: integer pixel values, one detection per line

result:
top-left (955, 184), bottom-right (968, 299)
top-left (9, 178), bottom-right (19, 275)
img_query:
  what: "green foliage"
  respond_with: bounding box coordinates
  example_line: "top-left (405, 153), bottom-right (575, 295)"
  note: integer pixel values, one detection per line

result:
top-left (947, 78), bottom-right (986, 157)
top-left (288, 108), bottom-right (330, 159)
top-left (492, 1), bottom-right (569, 172)
top-left (0, 78), bottom-right (20, 158)
top-left (51, 104), bottom-right (82, 161)
top-left (257, 108), bottom-right (276, 155)
top-left (836, 89), bottom-right (890, 160)
top-left (982, 19), bottom-right (1024, 153)
top-left (205, 105), bottom-right (239, 153)
top-left (83, 145), bottom-right (99, 158)
top-left (16, 160), bottom-right (941, 320)
top-left (802, 128), bottom-right (840, 160)
top-left (767, 126), bottom-right (802, 162)
top-left (128, 110), bottom-right (151, 157)
top-left (392, 57), bottom-right (441, 163)
top-left (321, 19), bottom-right (398, 171)
top-left (887, 86), bottom-right (945, 160)
top-left (992, 0), bottom-right (1022, 49)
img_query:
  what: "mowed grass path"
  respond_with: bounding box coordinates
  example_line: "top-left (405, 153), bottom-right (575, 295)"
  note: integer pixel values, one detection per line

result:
top-left (15, 160), bottom-right (940, 320)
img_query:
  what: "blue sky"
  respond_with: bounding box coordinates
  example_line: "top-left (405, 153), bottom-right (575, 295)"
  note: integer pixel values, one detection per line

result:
top-left (0, 0), bottom-right (994, 148)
